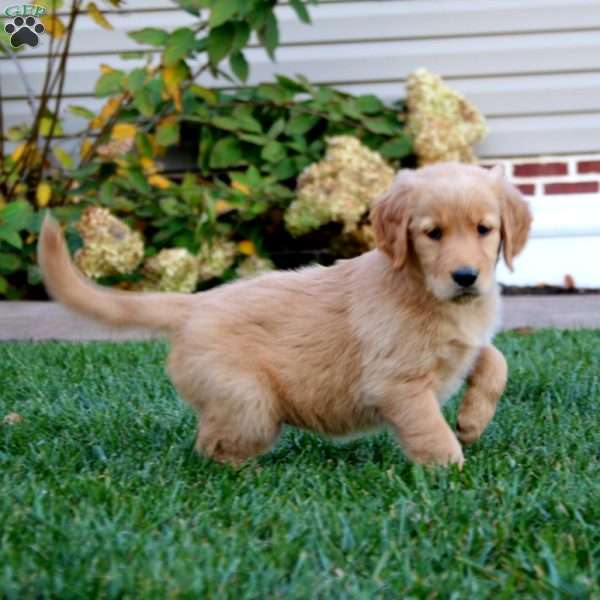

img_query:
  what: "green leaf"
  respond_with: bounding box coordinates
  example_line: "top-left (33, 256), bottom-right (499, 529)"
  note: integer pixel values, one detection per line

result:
top-left (164, 28), bottom-right (196, 66)
top-left (261, 141), bottom-right (286, 163)
top-left (207, 23), bottom-right (235, 66)
top-left (257, 83), bottom-right (291, 103)
top-left (95, 70), bottom-right (125, 97)
top-left (100, 180), bottom-right (116, 204)
top-left (289, 133), bottom-right (309, 151)
top-left (258, 12), bottom-right (279, 60)
top-left (39, 115), bottom-right (64, 137)
top-left (0, 200), bottom-right (33, 230)
top-left (160, 197), bottom-right (185, 216)
top-left (70, 162), bottom-right (101, 180)
top-left (289, 0), bottom-right (311, 24)
top-left (129, 27), bottom-right (168, 46)
top-left (238, 133), bottom-right (267, 146)
top-left (133, 87), bottom-right (157, 117)
top-left (269, 158), bottom-right (298, 181)
top-left (209, 137), bottom-right (245, 169)
top-left (362, 116), bottom-right (399, 135)
top-left (340, 98), bottom-right (362, 120)
top-left (231, 21), bottom-right (251, 53)
top-left (285, 113), bottom-right (319, 136)
top-left (156, 121), bottom-right (181, 146)
top-left (176, 0), bottom-right (211, 15)
top-left (126, 169), bottom-right (151, 194)
top-left (232, 106), bottom-right (262, 133)
top-left (212, 116), bottom-right (240, 131)
top-left (53, 146), bottom-right (75, 170)
top-left (378, 135), bottom-right (413, 159)
top-left (209, 0), bottom-right (242, 28)
top-left (126, 68), bottom-right (147, 93)
top-left (293, 155), bottom-right (312, 172)
top-left (356, 94), bottom-right (384, 114)
top-left (136, 132), bottom-right (154, 158)
top-left (267, 118), bottom-right (286, 139)
top-left (0, 230), bottom-right (22, 249)
top-left (247, 3), bottom-right (271, 30)
top-left (313, 86), bottom-right (334, 105)
top-left (190, 84), bottom-right (218, 105)
top-left (0, 275), bottom-right (8, 295)
top-left (68, 105), bottom-right (95, 120)
top-left (0, 252), bottom-right (21, 274)
top-left (229, 50), bottom-right (249, 82)
top-left (275, 75), bottom-right (308, 93)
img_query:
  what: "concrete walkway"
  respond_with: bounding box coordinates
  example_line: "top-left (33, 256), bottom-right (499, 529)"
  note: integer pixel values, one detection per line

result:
top-left (1, 297), bottom-right (600, 341)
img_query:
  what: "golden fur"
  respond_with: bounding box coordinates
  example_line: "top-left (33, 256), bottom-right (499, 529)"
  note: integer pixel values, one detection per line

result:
top-left (38, 162), bottom-right (531, 467)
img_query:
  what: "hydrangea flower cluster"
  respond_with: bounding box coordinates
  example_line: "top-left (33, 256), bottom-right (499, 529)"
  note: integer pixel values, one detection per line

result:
top-left (139, 248), bottom-right (199, 293)
top-left (285, 136), bottom-right (395, 236)
top-left (406, 68), bottom-right (487, 165)
top-left (236, 254), bottom-right (274, 278)
top-left (74, 207), bottom-right (270, 292)
top-left (196, 238), bottom-right (237, 282)
top-left (75, 207), bottom-right (144, 279)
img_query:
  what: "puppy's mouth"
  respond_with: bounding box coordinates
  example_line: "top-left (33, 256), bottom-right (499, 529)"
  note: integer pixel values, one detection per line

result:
top-left (451, 289), bottom-right (480, 303)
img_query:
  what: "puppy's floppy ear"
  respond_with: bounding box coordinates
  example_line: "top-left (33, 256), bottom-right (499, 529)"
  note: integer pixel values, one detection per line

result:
top-left (370, 171), bottom-right (413, 270)
top-left (491, 165), bottom-right (533, 271)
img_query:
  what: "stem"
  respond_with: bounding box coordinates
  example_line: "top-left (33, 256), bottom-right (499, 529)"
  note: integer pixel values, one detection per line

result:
top-left (0, 41), bottom-right (38, 116)
top-left (5, 0), bottom-right (61, 197)
top-left (0, 77), bottom-right (4, 179)
top-left (38, 0), bottom-right (82, 181)
top-left (57, 91), bottom-right (131, 203)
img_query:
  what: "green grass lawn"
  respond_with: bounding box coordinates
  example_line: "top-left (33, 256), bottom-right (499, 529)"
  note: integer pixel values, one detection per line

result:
top-left (1, 330), bottom-right (599, 599)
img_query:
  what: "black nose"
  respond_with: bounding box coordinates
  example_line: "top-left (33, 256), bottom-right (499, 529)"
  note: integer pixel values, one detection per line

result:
top-left (452, 267), bottom-right (478, 288)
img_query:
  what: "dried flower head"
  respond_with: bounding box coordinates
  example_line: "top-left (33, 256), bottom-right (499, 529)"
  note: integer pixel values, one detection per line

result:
top-left (197, 238), bottom-right (237, 282)
top-left (96, 137), bottom-right (134, 160)
top-left (75, 207), bottom-right (144, 278)
top-left (406, 68), bottom-right (487, 165)
top-left (285, 136), bottom-right (395, 236)
top-left (236, 255), bottom-right (274, 278)
top-left (139, 248), bottom-right (199, 293)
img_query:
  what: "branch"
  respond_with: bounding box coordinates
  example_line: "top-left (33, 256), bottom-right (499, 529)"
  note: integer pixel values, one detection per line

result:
top-left (38, 0), bottom-right (83, 179)
top-left (0, 77), bottom-right (5, 176)
top-left (0, 41), bottom-right (39, 117)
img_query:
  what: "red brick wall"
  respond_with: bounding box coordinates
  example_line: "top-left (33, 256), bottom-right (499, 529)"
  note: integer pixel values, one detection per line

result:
top-left (482, 155), bottom-right (600, 198)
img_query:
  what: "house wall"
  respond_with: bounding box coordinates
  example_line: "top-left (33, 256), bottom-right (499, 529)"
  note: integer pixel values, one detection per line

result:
top-left (493, 154), bottom-right (600, 288)
top-left (2, 0), bottom-right (600, 286)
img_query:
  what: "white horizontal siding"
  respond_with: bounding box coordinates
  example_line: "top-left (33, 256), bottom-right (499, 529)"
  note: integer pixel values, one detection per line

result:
top-left (497, 196), bottom-right (600, 287)
top-left (2, 0), bottom-right (600, 156)
top-left (18, 0), bottom-right (600, 58)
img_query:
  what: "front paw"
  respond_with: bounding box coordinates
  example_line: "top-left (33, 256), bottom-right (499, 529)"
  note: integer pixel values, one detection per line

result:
top-left (456, 415), bottom-right (484, 445)
top-left (408, 435), bottom-right (465, 468)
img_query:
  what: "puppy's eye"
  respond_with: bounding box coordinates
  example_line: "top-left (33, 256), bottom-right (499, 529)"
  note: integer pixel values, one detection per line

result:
top-left (477, 224), bottom-right (492, 236)
top-left (426, 227), bottom-right (442, 241)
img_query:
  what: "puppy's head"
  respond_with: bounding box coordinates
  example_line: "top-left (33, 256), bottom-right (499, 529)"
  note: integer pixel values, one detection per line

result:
top-left (371, 162), bottom-right (532, 302)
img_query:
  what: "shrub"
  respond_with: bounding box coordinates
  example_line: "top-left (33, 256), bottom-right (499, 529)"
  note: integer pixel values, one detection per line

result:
top-left (0, 0), bottom-right (413, 298)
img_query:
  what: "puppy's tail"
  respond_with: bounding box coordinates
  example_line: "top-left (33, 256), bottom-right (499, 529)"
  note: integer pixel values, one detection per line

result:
top-left (38, 215), bottom-right (193, 333)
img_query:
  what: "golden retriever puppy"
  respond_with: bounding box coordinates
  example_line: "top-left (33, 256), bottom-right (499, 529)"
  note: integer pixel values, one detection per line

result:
top-left (38, 162), bottom-right (531, 467)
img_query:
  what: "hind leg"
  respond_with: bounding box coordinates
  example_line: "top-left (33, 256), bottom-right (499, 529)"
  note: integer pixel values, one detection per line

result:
top-left (167, 341), bottom-right (283, 466)
top-left (191, 372), bottom-right (282, 466)
top-left (196, 411), bottom-right (281, 467)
